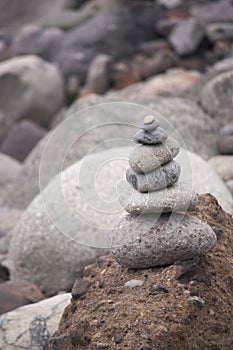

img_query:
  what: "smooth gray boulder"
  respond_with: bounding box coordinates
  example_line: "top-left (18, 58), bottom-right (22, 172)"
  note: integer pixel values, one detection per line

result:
top-left (0, 55), bottom-right (64, 136)
top-left (0, 293), bottom-right (70, 350)
top-left (8, 147), bottom-right (233, 295)
top-left (109, 213), bottom-right (217, 268)
top-left (2, 97), bottom-right (217, 210)
top-left (199, 70), bottom-right (233, 126)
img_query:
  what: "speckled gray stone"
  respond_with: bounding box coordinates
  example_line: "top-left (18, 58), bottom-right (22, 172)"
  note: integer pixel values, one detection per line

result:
top-left (108, 213), bottom-right (217, 268)
top-left (133, 127), bottom-right (168, 145)
top-left (129, 137), bottom-right (180, 174)
top-left (126, 160), bottom-right (180, 193)
top-left (141, 116), bottom-right (160, 131)
top-left (120, 181), bottom-right (198, 214)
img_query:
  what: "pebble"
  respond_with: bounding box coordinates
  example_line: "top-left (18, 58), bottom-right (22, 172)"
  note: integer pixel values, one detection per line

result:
top-left (91, 342), bottom-right (110, 349)
top-left (109, 213), bottom-right (216, 269)
top-left (133, 127), bottom-right (168, 145)
top-left (119, 181), bottom-right (198, 214)
top-left (149, 284), bottom-right (169, 294)
top-left (124, 279), bottom-right (144, 288)
top-left (188, 296), bottom-right (205, 308)
top-left (129, 137), bottom-right (180, 174)
top-left (141, 115), bottom-right (160, 131)
top-left (126, 160), bottom-right (180, 193)
top-left (71, 278), bottom-right (91, 299)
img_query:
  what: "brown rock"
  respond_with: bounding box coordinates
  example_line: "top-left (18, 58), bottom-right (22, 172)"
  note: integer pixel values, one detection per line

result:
top-left (48, 194), bottom-right (233, 350)
top-left (71, 277), bottom-right (91, 300)
top-left (0, 280), bottom-right (44, 315)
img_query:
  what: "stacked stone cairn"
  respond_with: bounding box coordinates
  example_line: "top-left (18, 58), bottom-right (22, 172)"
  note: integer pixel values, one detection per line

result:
top-left (108, 116), bottom-right (217, 268)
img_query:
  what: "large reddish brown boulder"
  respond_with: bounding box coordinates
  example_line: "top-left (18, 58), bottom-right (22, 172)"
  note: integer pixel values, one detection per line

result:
top-left (48, 194), bottom-right (233, 350)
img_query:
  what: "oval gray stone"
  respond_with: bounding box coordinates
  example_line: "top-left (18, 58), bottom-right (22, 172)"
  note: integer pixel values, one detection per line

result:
top-left (141, 116), bottom-right (160, 131)
top-left (129, 137), bottom-right (180, 173)
top-left (133, 126), bottom-right (168, 145)
top-left (108, 213), bottom-right (217, 268)
top-left (119, 181), bottom-right (198, 214)
top-left (126, 160), bottom-right (180, 193)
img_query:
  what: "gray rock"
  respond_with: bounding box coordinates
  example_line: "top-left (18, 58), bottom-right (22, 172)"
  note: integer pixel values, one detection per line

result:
top-left (208, 156), bottom-right (233, 181)
top-left (108, 213), bottom-right (217, 268)
top-left (129, 137), bottom-right (180, 174)
top-left (219, 124), bottom-right (233, 137)
top-left (2, 96), bottom-right (218, 210)
top-left (12, 25), bottom-right (65, 61)
top-left (133, 127), bottom-right (168, 145)
top-left (217, 135), bottom-right (233, 155)
top-left (126, 160), bottom-right (180, 193)
top-left (169, 19), bottom-right (205, 55)
top-left (84, 54), bottom-right (112, 94)
top-left (141, 115), bottom-right (160, 131)
top-left (0, 153), bottom-right (21, 190)
top-left (119, 181), bottom-right (198, 214)
top-left (206, 22), bottom-right (233, 42)
top-left (191, 0), bottom-right (233, 25)
top-left (188, 296), bottom-right (205, 308)
top-left (124, 279), bottom-right (144, 288)
top-left (0, 55), bottom-right (64, 137)
top-left (226, 180), bottom-right (233, 196)
top-left (199, 70), bottom-right (233, 126)
top-left (0, 293), bottom-right (70, 350)
top-left (0, 120), bottom-right (46, 162)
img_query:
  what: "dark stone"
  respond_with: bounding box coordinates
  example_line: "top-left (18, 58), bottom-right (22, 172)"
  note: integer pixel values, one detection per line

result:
top-left (133, 127), bottom-right (168, 145)
top-left (149, 283), bottom-right (169, 294)
top-left (97, 255), bottom-right (108, 268)
top-left (212, 226), bottom-right (223, 239)
top-left (114, 337), bottom-right (123, 344)
top-left (29, 315), bottom-right (49, 349)
top-left (188, 296), bottom-right (205, 308)
top-left (217, 136), bottom-right (233, 154)
top-left (70, 303), bottom-right (77, 313)
top-left (174, 258), bottom-right (212, 285)
top-left (189, 290), bottom-right (199, 297)
top-left (0, 119), bottom-right (46, 162)
top-left (71, 277), bottom-right (91, 299)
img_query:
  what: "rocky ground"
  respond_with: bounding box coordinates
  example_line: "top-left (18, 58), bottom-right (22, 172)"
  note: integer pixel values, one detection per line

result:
top-left (0, 0), bottom-right (233, 349)
top-left (48, 194), bottom-right (233, 350)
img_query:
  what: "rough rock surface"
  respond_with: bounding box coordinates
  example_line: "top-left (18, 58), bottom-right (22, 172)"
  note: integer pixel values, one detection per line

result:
top-left (0, 55), bottom-right (64, 136)
top-left (109, 213), bottom-right (216, 268)
top-left (0, 293), bottom-right (71, 350)
top-left (48, 194), bottom-right (233, 350)
top-left (2, 96), bottom-right (217, 210)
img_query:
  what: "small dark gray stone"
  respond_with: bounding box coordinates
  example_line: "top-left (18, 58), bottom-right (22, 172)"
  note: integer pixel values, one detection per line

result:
top-left (71, 278), bottom-right (91, 299)
top-left (188, 296), bottom-right (205, 308)
top-left (126, 160), bottom-right (180, 193)
top-left (149, 284), bottom-right (169, 294)
top-left (133, 127), bottom-right (168, 145)
top-left (129, 137), bottom-right (180, 174)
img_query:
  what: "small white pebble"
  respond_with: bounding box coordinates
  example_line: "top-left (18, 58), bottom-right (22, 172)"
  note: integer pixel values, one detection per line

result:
top-left (124, 279), bottom-right (144, 288)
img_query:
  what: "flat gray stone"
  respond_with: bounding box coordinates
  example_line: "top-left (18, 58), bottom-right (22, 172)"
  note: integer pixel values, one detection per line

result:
top-left (169, 19), bottom-right (205, 55)
top-left (119, 181), bottom-right (198, 214)
top-left (126, 160), bottom-right (180, 193)
top-left (129, 137), bottom-right (179, 174)
top-left (141, 115), bottom-right (160, 131)
top-left (133, 126), bottom-right (168, 145)
top-left (0, 293), bottom-right (70, 350)
top-left (108, 213), bottom-right (217, 268)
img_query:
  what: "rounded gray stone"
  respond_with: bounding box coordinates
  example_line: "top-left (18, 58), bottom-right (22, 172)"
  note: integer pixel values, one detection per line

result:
top-left (108, 213), bottom-right (217, 268)
top-left (133, 126), bottom-right (168, 145)
top-left (126, 160), bottom-right (180, 193)
top-left (141, 116), bottom-right (160, 131)
top-left (119, 181), bottom-right (198, 214)
top-left (129, 137), bottom-right (180, 174)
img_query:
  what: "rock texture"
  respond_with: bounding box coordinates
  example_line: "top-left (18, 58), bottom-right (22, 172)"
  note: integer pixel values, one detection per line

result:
top-left (48, 194), bottom-right (233, 350)
top-left (0, 293), bottom-right (70, 350)
top-left (109, 213), bottom-right (216, 268)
